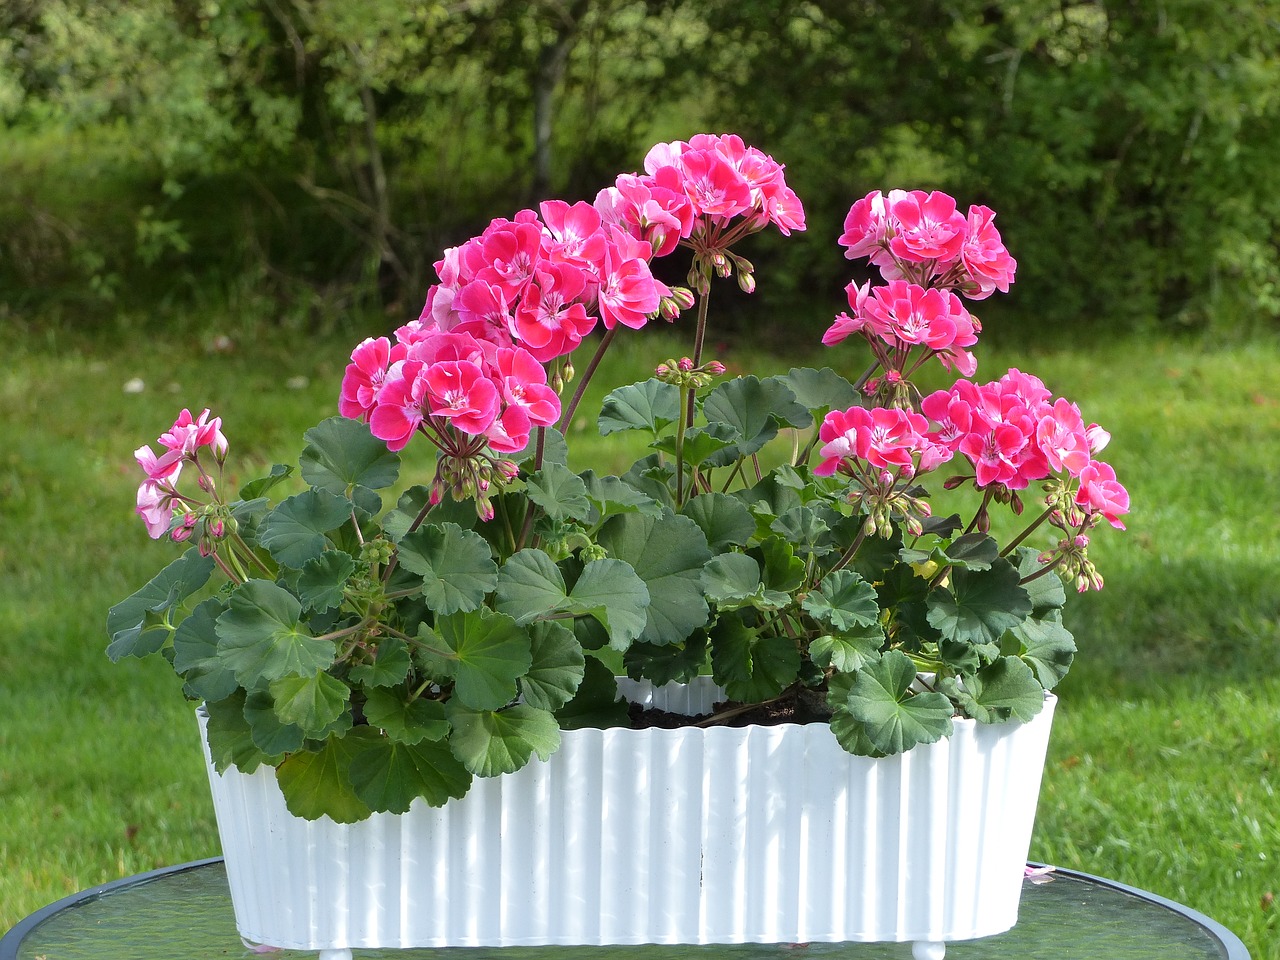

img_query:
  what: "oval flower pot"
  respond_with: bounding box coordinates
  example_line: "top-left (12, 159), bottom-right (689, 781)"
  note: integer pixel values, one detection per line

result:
top-left (199, 678), bottom-right (1056, 960)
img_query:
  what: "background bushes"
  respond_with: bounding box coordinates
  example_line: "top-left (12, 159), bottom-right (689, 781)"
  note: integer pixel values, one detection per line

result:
top-left (3, 0), bottom-right (1279, 338)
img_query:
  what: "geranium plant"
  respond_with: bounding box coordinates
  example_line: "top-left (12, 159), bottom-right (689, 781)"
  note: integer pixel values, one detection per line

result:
top-left (109, 134), bottom-right (1128, 822)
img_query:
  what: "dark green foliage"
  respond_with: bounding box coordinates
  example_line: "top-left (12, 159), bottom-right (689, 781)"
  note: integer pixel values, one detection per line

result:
top-left (4, 0), bottom-right (1279, 336)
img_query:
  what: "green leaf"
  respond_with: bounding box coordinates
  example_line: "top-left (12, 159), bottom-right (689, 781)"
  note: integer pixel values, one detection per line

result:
top-left (275, 736), bottom-right (372, 823)
top-left (595, 510), bottom-right (712, 646)
top-left (510, 427), bottom-right (569, 467)
top-left (566, 558), bottom-right (650, 650)
top-left (349, 638), bottom-right (413, 688)
top-left (238, 463), bottom-right (295, 501)
top-left (759, 537), bottom-right (806, 593)
top-left (941, 532), bottom-right (1000, 570)
top-left (598, 379), bottom-right (680, 435)
top-left (107, 549), bottom-right (216, 661)
top-left (809, 624), bottom-right (885, 672)
top-left (520, 621), bottom-right (586, 711)
top-left (525, 462), bottom-right (592, 522)
top-left (495, 548), bottom-right (569, 623)
top-left (398, 523), bottom-right (498, 614)
top-left (579, 470), bottom-right (663, 520)
top-left (1012, 613), bottom-right (1077, 689)
top-left (363, 687), bottom-right (450, 744)
top-left (1015, 546), bottom-right (1068, 613)
top-left (703, 376), bottom-right (810, 466)
top-left (555, 657), bottom-right (630, 729)
top-left (296, 550), bottom-right (357, 613)
top-left (926, 559), bottom-right (1034, 646)
top-left (701, 553), bottom-right (762, 606)
top-left (710, 615), bottom-right (801, 702)
top-left (770, 506), bottom-right (835, 557)
top-left (770, 367), bottom-right (858, 419)
top-left (680, 493), bottom-right (756, 552)
top-left (172, 598), bottom-right (237, 701)
top-left (215, 579), bottom-right (334, 684)
top-left (623, 631), bottom-right (709, 687)
top-left (258, 489), bottom-right (353, 568)
top-left (269, 671), bottom-right (351, 737)
top-left (446, 703), bottom-right (561, 777)
top-left (943, 657), bottom-right (1046, 724)
top-left (243, 688), bottom-right (305, 756)
top-left (840, 650), bottom-right (955, 755)
top-left (346, 729), bottom-right (472, 813)
top-left (300, 416), bottom-right (401, 494)
top-left (651, 422), bottom-right (739, 466)
top-left (803, 570), bottom-right (881, 631)
top-left (422, 608), bottom-right (532, 711)
top-left (204, 691), bottom-right (276, 774)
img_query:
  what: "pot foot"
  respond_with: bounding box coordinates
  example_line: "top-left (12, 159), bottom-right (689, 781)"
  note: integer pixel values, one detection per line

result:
top-left (318, 950), bottom-right (353, 960)
top-left (911, 941), bottom-right (946, 960)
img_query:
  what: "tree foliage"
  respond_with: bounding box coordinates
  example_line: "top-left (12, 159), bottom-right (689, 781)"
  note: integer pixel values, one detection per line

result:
top-left (3, 0), bottom-right (1280, 335)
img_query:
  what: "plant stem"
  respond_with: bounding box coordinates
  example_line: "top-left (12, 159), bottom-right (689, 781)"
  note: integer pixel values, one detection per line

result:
top-left (675, 385), bottom-right (690, 505)
top-left (822, 525), bottom-right (868, 583)
top-left (1020, 553), bottom-right (1067, 585)
top-left (557, 327), bottom-right (616, 434)
top-left (1000, 503), bottom-right (1055, 558)
top-left (686, 287), bottom-right (712, 428)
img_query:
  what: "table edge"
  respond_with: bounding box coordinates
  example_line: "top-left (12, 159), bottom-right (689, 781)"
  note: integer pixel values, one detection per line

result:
top-left (0, 859), bottom-right (1251, 959)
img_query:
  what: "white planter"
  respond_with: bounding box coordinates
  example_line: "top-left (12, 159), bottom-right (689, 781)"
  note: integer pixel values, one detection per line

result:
top-left (199, 677), bottom-right (1056, 960)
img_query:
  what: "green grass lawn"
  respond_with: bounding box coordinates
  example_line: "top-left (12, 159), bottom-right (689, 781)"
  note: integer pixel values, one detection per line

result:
top-left (1, 318), bottom-right (1278, 957)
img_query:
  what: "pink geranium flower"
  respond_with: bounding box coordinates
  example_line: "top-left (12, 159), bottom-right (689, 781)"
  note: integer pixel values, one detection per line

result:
top-left (424, 360), bottom-right (501, 436)
top-left (136, 480), bottom-right (176, 540)
top-left (596, 229), bottom-right (661, 330)
top-left (960, 205), bottom-right (1017, 299)
top-left (339, 337), bottom-right (398, 421)
top-left (493, 347), bottom-right (561, 428)
top-left (511, 261), bottom-right (596, 361)
top-left (158, 408), bottom-right (228, 459)
top-left (1075, 460), bottom-right (1130, 529)
top-left (888, 190), bottom-right (968, 264)
top-left (814, 405), bottom-right (929, 476)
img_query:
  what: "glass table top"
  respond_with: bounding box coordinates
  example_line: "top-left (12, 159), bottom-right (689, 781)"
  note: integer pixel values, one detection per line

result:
top-left (2, 859), bottom-right (1249, 960)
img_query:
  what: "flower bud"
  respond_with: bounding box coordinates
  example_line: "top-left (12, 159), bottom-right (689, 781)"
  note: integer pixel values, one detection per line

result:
top-left (678, 357), bottom-right (694, 372)
top-left (705, 361), bottom-right (726, 376)
top-left (737, 271), bottom-right (756, 294)
top-left (560, 359), bottom-right (575, 384)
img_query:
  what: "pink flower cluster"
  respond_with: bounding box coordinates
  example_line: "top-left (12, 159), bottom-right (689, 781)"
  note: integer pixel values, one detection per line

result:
top-left (134, 408), bottom-right (227, 540)
top-left (596, 133), bottom-right (804, 292)
top-left (418, 203), bottom-right (665, 364)
top-left (839, 189), bottom-right (1016, 298)
top-left (921, 370), bottom-right (1129, 528)
top-left (340, 330), bottom-right (560, 455)
top-left (813, 406), bottom-right (939, 481)
top-left (824, 190), bottom-right (1016, 379)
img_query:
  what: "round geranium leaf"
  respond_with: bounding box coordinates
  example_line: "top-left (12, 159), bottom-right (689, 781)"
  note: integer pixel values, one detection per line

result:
top-left (525, 462), bottom-right (593, 522)
top-left (926, 558), bottom-right (1033, 646)
top-left (107, 549), bottom-right (216, 662)
top-left (566, 558), bottom-right (650, 651)
top-left (844, 650), bottom-right (954, 755)
top-left (275, 736), bottom-right (372, 823)
top-left (349, 638), bottom-right (414, 688)
top-left (258, 489), bottom-right (354, 569)
top-left (346, 729), bottom-right (471, 813)
top-left (172, 597), bottom-right (237, 702)
top-left (803, 569), bottom-right (880, 631)
top-left (421, 608), bottom-right (532, 711)
top-left (943, 656), bottom-right (1046, 724)
top-left (296, 550), bottom-right (357, 613)
top-left (495, 548), bottom-right (569, 624)
top-left (681, 492), bottom-right (756, 552)
top-left (268, 670), bottom-right (351, 738)
top-left (598, 379), bottom-right (681, 436)
top-left (363, 687), bottom-right (450, 744)
top-left (300, 416), bottom-right (401, 494)
top-left (215, 579), bottom-right (335, 685)
top-left (519, 621), bottom-right (586, 712)
top-left (1012, 613), bottom-right (1077, 689)
top-left (445, 702), bottom-right (561, 778)
top-left (809, 623), bottom-right (884, 673)
top-left (596, 510), bottom-right (712, 646)
top-left (398, 522), bottom-right (498, 615)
